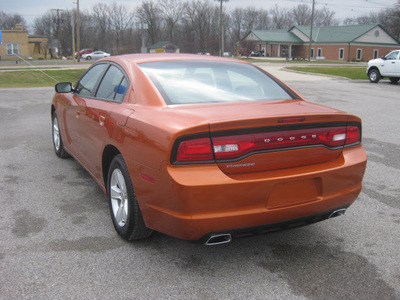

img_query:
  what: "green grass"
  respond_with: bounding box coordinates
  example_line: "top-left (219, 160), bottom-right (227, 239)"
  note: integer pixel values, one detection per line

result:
top-left (287, 66), bottom-right (367, 79)
top-left (238, 57), bottom-right (352, 64)
top-left (0, 67), bottom-right (62, 71)
top-left (0, 69), bottom-right (86, 88)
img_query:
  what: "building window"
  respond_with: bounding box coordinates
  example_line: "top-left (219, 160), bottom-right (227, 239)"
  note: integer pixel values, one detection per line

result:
top-left (6, 43), bottom-right (19, 55)
top-left (317, 48), bottom-right (322, 57)
top-left (310, 48), bottom-right (314, 58)
top-left (339, 48), bottom-right (344, 60)
top-left (356, 49), bottom-right (362, 61)
top-left (373, 49), bottom-right (379, 59)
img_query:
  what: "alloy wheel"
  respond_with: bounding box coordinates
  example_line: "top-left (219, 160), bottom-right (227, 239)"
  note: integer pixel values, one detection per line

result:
top-left (110, 169), bottom-right (129, 227)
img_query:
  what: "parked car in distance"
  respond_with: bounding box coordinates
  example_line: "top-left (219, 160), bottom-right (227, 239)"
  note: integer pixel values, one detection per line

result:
top-left (82, 51), bottom-right (111, 60)
top-left (75, 48), bottom-right (93, 58)
top-left (51, 54), bottom-right (367, 245)
top-left (367, 49), bottom-right (400, 83)
top-left (251, 51), bottom-right (263, 57)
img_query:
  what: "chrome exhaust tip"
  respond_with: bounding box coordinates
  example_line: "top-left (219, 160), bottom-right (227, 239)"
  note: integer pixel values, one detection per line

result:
top-left (205, 234), bottom-right (232, 246)
top-left (328, 208), bottom-right (346, 219)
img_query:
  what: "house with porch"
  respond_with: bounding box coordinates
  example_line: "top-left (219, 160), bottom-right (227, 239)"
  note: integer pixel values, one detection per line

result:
top-left (241, 24), bottom-right (400, 61)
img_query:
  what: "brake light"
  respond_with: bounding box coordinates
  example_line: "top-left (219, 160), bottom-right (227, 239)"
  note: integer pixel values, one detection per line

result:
top-left (212, 126), bottom-right (360, 160)
top-left (176, 138), bottom-right (213, 162)
top-left (345, 126), bottom-right (360, 145)
top-left (174, 125), bottom-right (360, 163)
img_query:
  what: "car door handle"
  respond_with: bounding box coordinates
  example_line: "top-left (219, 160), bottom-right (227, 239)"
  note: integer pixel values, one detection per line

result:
top-left (99, 116), bottom-right (105, 126)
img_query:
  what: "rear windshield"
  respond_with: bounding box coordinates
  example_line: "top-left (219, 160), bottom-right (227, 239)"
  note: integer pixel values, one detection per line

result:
top-left (138, 60), bottom-right (296, 105)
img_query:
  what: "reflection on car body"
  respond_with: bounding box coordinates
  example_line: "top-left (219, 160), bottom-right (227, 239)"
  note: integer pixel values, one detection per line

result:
top-left (51, 53), bottom-right (367, 245)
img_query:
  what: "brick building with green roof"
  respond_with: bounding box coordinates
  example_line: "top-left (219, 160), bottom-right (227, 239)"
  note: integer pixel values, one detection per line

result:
top-left (241, 24), bottom-right (399, 61)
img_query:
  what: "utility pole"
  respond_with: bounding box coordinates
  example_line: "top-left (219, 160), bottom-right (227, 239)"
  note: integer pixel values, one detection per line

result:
top-left (308, 0), bottom-right (315, 61)
top-left (138, 23), bottom-right (148, 53)
top-left (215, 0), bottom-right (229, 56)
top-left (52, 9), bottom-right (64, 58)
top-left (71, 16), bottom-right (75, 62)
top-left (76, 0), bottom-right (81, 62)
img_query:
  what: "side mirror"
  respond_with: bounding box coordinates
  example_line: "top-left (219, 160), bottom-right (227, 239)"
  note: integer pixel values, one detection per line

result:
top-left (381, 55), bottom-right (387, 60)
top-left (55, 82), bottom-right (72, 93)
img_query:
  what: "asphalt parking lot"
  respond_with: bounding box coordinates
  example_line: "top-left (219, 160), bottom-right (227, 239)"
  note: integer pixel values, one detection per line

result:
top-left (1, 65), bottom-right (399, 300)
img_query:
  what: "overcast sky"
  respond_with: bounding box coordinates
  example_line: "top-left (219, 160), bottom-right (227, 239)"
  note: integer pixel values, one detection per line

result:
top-left (1, 0), bottom-right (397, 26)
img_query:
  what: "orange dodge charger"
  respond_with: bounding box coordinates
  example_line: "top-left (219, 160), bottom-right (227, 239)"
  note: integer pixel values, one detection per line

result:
top-left (51, 54), bottom-right (367, 245)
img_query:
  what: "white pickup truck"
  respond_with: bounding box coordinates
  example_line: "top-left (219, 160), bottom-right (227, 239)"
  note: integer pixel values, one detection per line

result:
top-left (367, 50), bottom-right (400, 83)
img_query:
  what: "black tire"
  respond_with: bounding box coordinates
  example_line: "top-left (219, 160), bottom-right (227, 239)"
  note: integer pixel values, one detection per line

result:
top-left (52, 112), bottom-right (70, 158)
top-left (86, 56), bottom-right (91, 60)
top-left (107, 154), bottom-right (153, 241)
top-left (368, 69), bottom-right (381, 83)
top-left (389, 77), bottom-right (399, 84)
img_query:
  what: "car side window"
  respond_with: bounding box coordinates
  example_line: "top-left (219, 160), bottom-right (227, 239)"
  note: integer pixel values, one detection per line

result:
top-left (75, 64), bottom-right (107, 97)
top-left (386, 51), bottom-right (399, 60)
top-left (96, 65), bottom-right (127, 101)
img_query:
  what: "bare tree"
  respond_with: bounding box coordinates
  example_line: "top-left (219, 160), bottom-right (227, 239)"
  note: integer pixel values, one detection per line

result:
top-left (356, 12), bottom-right (380, 24)
top-left (315, 6), bottom-right (339, 26)
top-left (76, 11), bottom-right (96, 51)
top-left (137, 0), bottom-right (162, 45)
top-left (341, 2), bottom-right (399, 40)
top-left (0, 11), bottom-right (27, 30)
top-left (256, 8), bottom-right (270, 30)
top-left (27, 1), bottom-right (399, 58)
top-left (228, 7), bottom-right (269, 44)
top-left (379, 2), bottom-right (400, 40)
top-left (92, 4), bottom-right (111, 51)
top-left (229, 8), bottom-right (244, 44)
top-left (33, 11), bottom-right (54, 36)
top-left (184, 0), bottom-right (218, 53)
top-left (109, 3), bottom-right (135, 54)
top-left (159, 0), bottom-right (187, 43)
top-left (342, 17), bottom-right (357, 25)
top-left (291, 4), bottom-right (312, 26)
top-left (270, 5), bottom-right (291, 29)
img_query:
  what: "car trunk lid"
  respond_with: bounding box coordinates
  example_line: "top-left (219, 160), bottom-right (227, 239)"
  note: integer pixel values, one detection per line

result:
top-left (170, 100), bottom-right (361, 174)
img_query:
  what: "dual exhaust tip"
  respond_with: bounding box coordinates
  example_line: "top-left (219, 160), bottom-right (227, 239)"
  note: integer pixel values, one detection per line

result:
top-left (205, 233), bottom-right (232, 246)
top-left (328, 208), bottom-right (347, 219)
top-left (204, 208), bottom-right (347, 245)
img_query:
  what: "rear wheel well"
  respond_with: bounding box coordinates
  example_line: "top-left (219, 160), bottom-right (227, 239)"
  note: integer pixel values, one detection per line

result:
top-left (102, 145), bottom-right (121, 189)
top-left (51, 105), bottom-right (55, 118)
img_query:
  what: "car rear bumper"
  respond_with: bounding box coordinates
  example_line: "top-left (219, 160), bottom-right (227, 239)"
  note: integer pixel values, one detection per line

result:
top-left (138, 145), bottom-right (367, 241)
top-left (198, 204), bottom-right (350, 244)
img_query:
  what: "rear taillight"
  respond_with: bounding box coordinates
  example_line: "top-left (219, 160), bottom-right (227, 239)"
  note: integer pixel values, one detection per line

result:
top-left (176, 138), bottom-right (214, 162)
top-left (345, 126), bottom-right (360, 145)
top-left (212, 126), bottom-right (360, 161)
top-left (173, 125), bottom-right (360, 163)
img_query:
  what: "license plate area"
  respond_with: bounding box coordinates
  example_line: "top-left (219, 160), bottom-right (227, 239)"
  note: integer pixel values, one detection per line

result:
top-left (267, 178), bottom-right (322, 209)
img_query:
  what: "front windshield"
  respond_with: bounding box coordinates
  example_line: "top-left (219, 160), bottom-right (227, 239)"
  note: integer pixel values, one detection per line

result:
top-left (139, 60), bottom-right (296, 105)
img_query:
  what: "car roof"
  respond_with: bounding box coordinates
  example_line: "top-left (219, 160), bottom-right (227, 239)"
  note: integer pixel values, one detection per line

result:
top-left (102, 53), bottom-right (246, 65)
